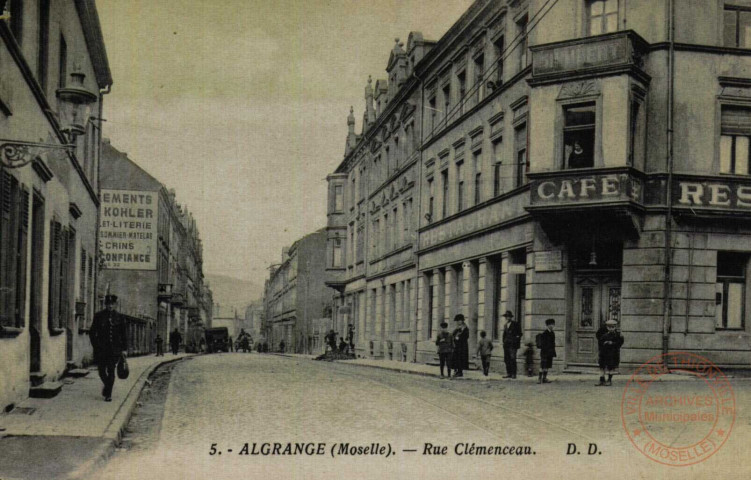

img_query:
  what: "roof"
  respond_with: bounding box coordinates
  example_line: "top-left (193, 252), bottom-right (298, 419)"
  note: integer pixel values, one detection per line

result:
top-left (74, 0), bottom-right (113, 88)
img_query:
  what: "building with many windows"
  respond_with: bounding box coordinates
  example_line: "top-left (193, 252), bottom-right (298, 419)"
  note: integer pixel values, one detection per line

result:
top-left (0, 0), bottom-right (111, 408)
top-left (98, 141), bottom-right (213, 355)
top-left (326, 0), bottom-right (751, 371)
top-left (264, 229), bottom-right (330, 353)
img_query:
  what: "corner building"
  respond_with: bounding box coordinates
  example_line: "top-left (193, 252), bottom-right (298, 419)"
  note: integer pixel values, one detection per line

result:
top-left (326, 0), bottom-right (751, 371)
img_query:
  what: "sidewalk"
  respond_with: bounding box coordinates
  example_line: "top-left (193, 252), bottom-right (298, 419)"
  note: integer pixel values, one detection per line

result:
top-left (0, 353), bottom-right (192, 480)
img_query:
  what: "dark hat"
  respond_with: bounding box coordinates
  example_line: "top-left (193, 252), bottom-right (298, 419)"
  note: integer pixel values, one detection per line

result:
top-left (440, 322), bottom-right (448, 328)
top-left (104, 294), bottom-right (118, 304)
top-left (454, 314), bottom-right (465, 322)
top-left (502, 310), bottom-right (514, 318)
top-left (545, 318), bottom-right (556, 326)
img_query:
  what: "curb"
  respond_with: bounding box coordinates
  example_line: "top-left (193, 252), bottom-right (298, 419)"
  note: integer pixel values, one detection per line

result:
top-left (65, 355), bottom-right (193, 480)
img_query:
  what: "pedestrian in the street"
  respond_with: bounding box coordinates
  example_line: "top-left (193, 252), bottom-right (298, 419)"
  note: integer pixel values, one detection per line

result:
top-left (89, 294), bottom-right (128, 402)
top-left (595, 319), bottom-right (624, 386)
top-left (347, 323), bottom-right (355, 352)
top-left (477, 330), bottom-right (493, 376)
top-left (326, 329), bottom-right (337, 353)
top-left (435, 322), bottom-right (453, 378)
top-left (169, 328), bottom-right (182, 355)
top-left (279, 339), bottom-right (286, 353)
top-left (501, 310), bottom-right (521, 379)
top-left (451, 314), bottom-right (469, 378)
top-left (155, 334), bottom-right (164, 356)
top-left (338, 337), bottom-right (347, 353)
top-left (537, 318), bottom-right (556, 384)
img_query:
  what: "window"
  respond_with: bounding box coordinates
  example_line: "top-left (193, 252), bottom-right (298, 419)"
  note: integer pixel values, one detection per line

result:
top-left (493, 140), bottom-right (503, 196)
top-left (356, 226), bottom-right (364, 263)
top-left (441, 169), bottom-right (449, 218)
top-left (628, 99), bottom-right (640, 166)
top-left (427, 177), bottom-right (435, 220)
top-left (37, 0), bottom-right (50, 91)
top-left (383, 213), bottom-right (389, 251)
top-left (563, 102), bottom-right (596, 169)
top-left (0, 171), bottom-right (29, 329)
top-left (394, 137), bottom-right (400, 169)
top-left (457, 161), bottom-right (465, 212)
top-left (443, 84), bottom-right (451, 122)
top-left (721, 105), bottom-right (751, 174)
top-left (458, 71), bottom-right (467, 112)
top-left (588, 0), bottom-right (619, 36)
top-left (351, 176), bottom-right (356, 206)
top-left (494, 35), bottom-right (505, 84)
top-left (402, 200), bottom-right (410, 239)
top-left (427, 273), bottom-right (434, 339)
top-left (724, 5), bottom-right (751, 48)
top-left (516, 14), bottom-right (528, 71)
top-left (514, 123), bottom-right (528, 187)
top-left (474, 54), bottom-right (485, 103)
top-left (334, 185), bottom-right (343, 212)
top-left (30, 193), bottom-right (45, 329)
top-left (48, 220), bottom-right (69, 331)
top-left (473, 150), bottom-right (482, 205)
top-left (716, 251), bottom-right (747, 330)
top-left (429, 96), bottom-right (437, 132)
top-left (59, 34), bottom-right (67, 89)
top-left (372, 220), bottom-right (379, 254)
top-left (392, 207), bottom-right (399, 248)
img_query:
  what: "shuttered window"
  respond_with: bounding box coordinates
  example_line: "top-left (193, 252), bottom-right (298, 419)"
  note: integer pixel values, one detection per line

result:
top-left (721, 106), bottom-right (751, 174)
top-left (0, 171), bottom-right (28, 329)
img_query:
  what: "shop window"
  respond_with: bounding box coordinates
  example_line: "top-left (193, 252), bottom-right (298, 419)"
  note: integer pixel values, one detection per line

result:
top-left (588, 0), bottom-right (618, 36)
top-left (564, 103), bottom-right (596, 169)
top-left (715, 251), bottom-right (747, 330)
top-left (720, 105), bottom-right (751, 174)
top-left (724, 5), bottom-right (751, 48)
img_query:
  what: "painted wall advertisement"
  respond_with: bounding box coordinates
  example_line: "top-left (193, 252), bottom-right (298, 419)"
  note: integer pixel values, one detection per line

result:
top-left (99, 189), bottom-right (158, 270)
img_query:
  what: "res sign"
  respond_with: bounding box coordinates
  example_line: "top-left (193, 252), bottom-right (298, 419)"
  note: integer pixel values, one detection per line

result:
top-left (675, 181), bottom-right (751, 208)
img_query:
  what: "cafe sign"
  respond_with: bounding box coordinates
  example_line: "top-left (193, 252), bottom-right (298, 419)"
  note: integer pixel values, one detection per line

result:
top-left (530, 172), bottom-right (643, 206)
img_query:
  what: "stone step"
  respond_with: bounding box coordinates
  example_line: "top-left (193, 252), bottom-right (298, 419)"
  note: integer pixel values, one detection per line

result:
top-left (29, 372), bottom-right (46, 387)
top-left (66, 369), bottom-right (90, 378)
top-left (29, 381), bottom-right (63, 399)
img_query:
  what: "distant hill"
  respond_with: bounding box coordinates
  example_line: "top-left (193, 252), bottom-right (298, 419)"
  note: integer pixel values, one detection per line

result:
top-left (205, 274), bottom-right (263, 316)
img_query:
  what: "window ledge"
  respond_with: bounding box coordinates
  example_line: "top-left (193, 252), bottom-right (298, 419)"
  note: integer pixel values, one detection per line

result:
top-left (49, 327), bottom-right (65, 336)
top-left (0, 326), bottom-right (23, 338)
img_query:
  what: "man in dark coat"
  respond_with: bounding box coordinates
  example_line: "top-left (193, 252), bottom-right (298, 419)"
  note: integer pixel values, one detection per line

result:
top-left (451, 314), bottom-right (469, 377)
top-left (89, 294), bottom-right (127, 401)
top-left (169, 328), bottom-right (182, 355)
top-left (155, 334), bottom-right (164, 356)
top-left (595, 319), bottom-right (624, 386)
top-left (501, 310), bottom-right (522, 379)
top-left (537, 318), bottom-right (556, 384)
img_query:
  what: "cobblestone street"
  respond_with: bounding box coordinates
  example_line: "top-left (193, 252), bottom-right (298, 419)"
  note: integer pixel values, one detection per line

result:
top-left (94, 354), bottom-right (751, 480)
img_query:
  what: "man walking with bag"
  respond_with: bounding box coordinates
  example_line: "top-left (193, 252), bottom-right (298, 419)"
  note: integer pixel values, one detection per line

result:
top-left (90, 294), bottom-right (128, 402)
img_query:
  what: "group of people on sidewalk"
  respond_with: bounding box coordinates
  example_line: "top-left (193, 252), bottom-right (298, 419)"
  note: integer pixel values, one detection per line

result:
top-left (435, 311), bottom-right (624, 385)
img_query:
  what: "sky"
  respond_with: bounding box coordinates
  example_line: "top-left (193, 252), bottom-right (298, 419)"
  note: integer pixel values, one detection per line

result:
top-left (96, 0), bottom-right (474, 284)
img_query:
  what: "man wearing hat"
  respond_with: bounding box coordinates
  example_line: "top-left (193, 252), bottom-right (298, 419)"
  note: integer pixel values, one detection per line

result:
top-left (595, 319), bottom-right (624, 386)
top-left (90, 294), bottom-right (128, 401)
top-left (501, 310), bottom-right (522, 379)
top-left (451, 314), bottom-right (469, 377)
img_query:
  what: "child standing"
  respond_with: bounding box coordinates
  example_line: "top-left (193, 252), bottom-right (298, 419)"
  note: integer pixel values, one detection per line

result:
top-left (435, 322), bottom-right (454, 378)
top-left (537, 318), bottom-right (556, 384)
top-left (595, 319), bottom-right (624, 386)
top-left (477, 330), bottom-right (493, 376)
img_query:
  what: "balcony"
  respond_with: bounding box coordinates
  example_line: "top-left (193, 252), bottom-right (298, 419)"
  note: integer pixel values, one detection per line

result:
top-left (526, 167), bottom-right (647, 241)
top-left (158, 283), bottom-right (173, 299)
top-left (529, 30), bottom-right (650, 86)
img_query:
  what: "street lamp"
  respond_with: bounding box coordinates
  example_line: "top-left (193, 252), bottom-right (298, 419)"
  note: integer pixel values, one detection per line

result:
top-left (56, 67), bottom-right (97, 142)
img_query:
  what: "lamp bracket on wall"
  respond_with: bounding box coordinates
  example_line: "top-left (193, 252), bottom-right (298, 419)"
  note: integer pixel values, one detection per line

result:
top-left (0, 139), bottom-right (74, 169)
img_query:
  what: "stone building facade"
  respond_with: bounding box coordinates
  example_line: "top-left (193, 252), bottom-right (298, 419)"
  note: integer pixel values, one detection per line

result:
top-left (0, 0), bottom-right (111, 408)
top-left (326, 0), bottom-right (751, 371)
top-left (98, 141), bottom-right (213, 355)
top-left (264, 228), bottom-right (329, 353)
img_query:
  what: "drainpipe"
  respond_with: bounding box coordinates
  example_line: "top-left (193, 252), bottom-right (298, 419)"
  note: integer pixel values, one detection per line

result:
top-left (412, 69), bottom-right (423, 363)
top-left (94, 84), bottom-right (110, 314)
top-left (662, 0), bottom-right (675, 359)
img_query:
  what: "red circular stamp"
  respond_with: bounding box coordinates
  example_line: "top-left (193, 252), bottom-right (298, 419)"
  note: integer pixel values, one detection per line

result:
top-left (621, 352), bottom-right (735, 466)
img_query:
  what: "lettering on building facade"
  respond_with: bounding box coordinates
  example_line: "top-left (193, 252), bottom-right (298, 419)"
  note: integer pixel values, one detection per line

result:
top-left (99, 189), bottom-right (158, 270)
